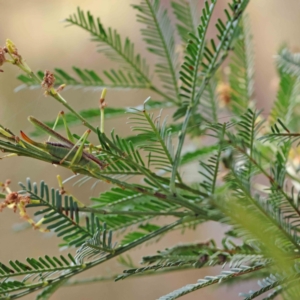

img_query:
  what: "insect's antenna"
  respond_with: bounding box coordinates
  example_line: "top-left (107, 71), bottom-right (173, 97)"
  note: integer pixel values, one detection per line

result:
top-left (47, 111), bottom-right (75, 143)
top-left (28, 116), bottom-right (74, 147)
top-left (47, 112), bottom-right (61, 142)
top-left (60, 111), bottom-right (75, 142)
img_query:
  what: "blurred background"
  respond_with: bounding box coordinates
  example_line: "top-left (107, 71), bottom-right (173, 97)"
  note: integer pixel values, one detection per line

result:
top-left (0, 0), bottom-right (300, 299)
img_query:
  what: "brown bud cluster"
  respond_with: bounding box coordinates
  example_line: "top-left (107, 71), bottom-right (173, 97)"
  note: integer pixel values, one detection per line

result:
top-left (0, 47), bottom-right (7, 72)
top-left (1, 179), bottom-right (11, 192)
top-left (42, 70), bottom-right (55, 90)
top-left (99, 97), bottom-right (107, 109)
top-left (0, 192), bottom-right (30, 212)
top-left (217, 83), bottom-right (232, 106)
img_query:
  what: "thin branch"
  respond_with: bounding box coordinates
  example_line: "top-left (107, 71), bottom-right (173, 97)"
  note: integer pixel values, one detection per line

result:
top-left (63, 266), bottom-right (191, 287)
top-left (7, 218), bottom-right (185, 299)
top-left (79, 207), bottom-right (193, 217)
top-left (170, 106), bottom-right (191, 193)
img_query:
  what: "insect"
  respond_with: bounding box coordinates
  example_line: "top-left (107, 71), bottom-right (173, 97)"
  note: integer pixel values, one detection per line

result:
top-left (20, 116), bottom-right (107, 176)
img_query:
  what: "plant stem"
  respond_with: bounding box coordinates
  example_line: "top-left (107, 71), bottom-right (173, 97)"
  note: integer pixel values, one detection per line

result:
top-left (152, 173), bottom-right (207, 196)
top-left (49, 90), bottom-right (97, 133)
top-left (149, 86), bottom-right (179, 104)
top-left (92, 172), bottom-right (205, 214)
top-left (79, 207), bottom-right (193, 217)
top-left (67, 16), bottom-right (178, 104)
top-left (63, 266), bottom-right (191, 287)
top-left (29, 72), bottom-right (98, 134)
top-left (144, 0), bottom-right (180, 101)
top-left (7, 218), bottom-right (186, 299)
top-left (170, 106), bottom-right (192, 193)
top-left (143, 109), bottom-right (183, 184)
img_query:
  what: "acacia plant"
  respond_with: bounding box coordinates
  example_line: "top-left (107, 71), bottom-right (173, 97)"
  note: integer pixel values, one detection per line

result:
top-left (1, 0), bottom-right (300, 299)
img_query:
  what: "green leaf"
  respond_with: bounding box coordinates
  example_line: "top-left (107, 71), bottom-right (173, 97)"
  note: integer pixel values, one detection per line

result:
top-left (241, 275), bottom-right (281, 300)
top-left (199, 77), bottom-right (219, 123)
top-left (133, 0), bottom-right (180, 101)
top-left (158, 265), bottom-right (265, 300)
top-left (91, 187), bottom-right (176, 231)
top-left (179, 0), bottom-right (217, 104)
top-left (120, 223), bottom-right (161, 246)
top-left (175, 0), bottom-right (250, 119)
top-left (0, 255), bottom-right (80, 297)
top-left (180, 145), bottom-right (219, 165)
top-left (198, 139), bottom-right (226, 195)
top-left (21, 179), bottom-right (95, 247)
top-left (36, 280), bottom-right (67, 300)
top-left (228, 14), bottom-right (255, 115)
top-left (269, 71), bottom-right (300, 127)
top-left (276, 48), bottom-right (300, 78)
top-left (17, 67), bottom-right (149, 91)
top-left (29, 100), bottom-right (174, 137)
top-left (129, 106), bottom-right (179, 176)
top-left (223, 171), bottom-right (300, 260)
top-left (75, 224), bottom-right (115, 264)
top-left (66, 8), bottom-right (150, 82)
top-left (179, 145), bottom-right (218, 165)
top-left (171, 0), bottom-right (199, 44)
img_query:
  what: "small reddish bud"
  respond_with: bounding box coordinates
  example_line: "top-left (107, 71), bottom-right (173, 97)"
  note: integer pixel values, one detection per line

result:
top-left (41, 70), bottom-right (55, 90)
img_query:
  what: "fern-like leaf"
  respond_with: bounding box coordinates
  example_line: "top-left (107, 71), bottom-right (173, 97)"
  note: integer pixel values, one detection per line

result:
top-left (176, 0), bottom-right (250, 119)
top-left (90, 187), bottom-right (177, 231)
top-left (259, 118), bottom-right (300, 145)
top-left (0, 254), bottom-right (80, 298)
top-left (36, 279), bottom-right (67, 300)
top-left (17, 67), bottom-right (148, 91)
top-left (129, 102), bottom-right (179, 177)
top-left (159, 264), bottom-right (264, 300)
top-left (75, 223), bottom-right (116, 264)
top-left (228, 14), bottom-right (255, 115)
top-left (276, 48), bottom-right (300, 78)
top-left (180, 144), bottom-right (219, 165)
top-left (222, 172), bottom-right (300, 264)
top-left (29, 100), bottom-right (172, 137)
top-left (66, 8), bottom-right (150, 82)
top-left (171, 0), bottom-right (199, 44)
top-left (241, 274), bottom-right (300, 300)
top-left (133, 0), bottom-right (180, 101)
top-left (116, 259), bottom-right (194, 281)
top-left (198, 123), bottom-right (226, 194)
top-left (269, 70), bottom-right (300, 127)
top-left (241, 275), bottom-right (281, 300)
top-left (20, 179), bottom-right (95, 247)
top-left (199, 77), bottom-right (219, 123)
top-left (179, 0), bottom-right (217, 103)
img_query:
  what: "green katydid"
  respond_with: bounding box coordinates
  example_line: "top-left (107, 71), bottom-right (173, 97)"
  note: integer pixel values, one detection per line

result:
top-left (20, 116), bottom-right (108, 175)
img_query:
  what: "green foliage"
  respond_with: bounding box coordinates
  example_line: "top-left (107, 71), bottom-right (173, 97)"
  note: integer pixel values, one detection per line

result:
top-left (228, 15), bottom-right (254, 115)
top-left (129, 102), bottom-right (178, 175)
top-left (66, 8), bottom-right (150, 81)
top-left (133, 0), bottom-right (180, 101)
top-left (159, 265), bottom-right (265, 300)
top-left (276, 48), bottom-right (300, 78)
top-left (29, 100), bottom-right (173, 137)
top-left (171, 0), bottom-right (199, 44)
top-left (17, 67), bottom-right (149, 91)
top-left (270, 71), bottom-right (300, 127)
top-left (0, 253), bottom-right (82, 299)
top-left (3, 1), bottom-right (300, 300)
top-left (21, 179), bottom-right (96, 247)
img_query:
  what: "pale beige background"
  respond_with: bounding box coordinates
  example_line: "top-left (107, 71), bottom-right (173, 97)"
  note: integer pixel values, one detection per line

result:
top-left (0, 1), bottom-right (299, 299)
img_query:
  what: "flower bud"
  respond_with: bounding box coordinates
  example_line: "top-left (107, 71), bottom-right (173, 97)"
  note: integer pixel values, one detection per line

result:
top-left (0, 47), bottom-right (7, 72)
top-left (5, 39), bottom-right (17, 55)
